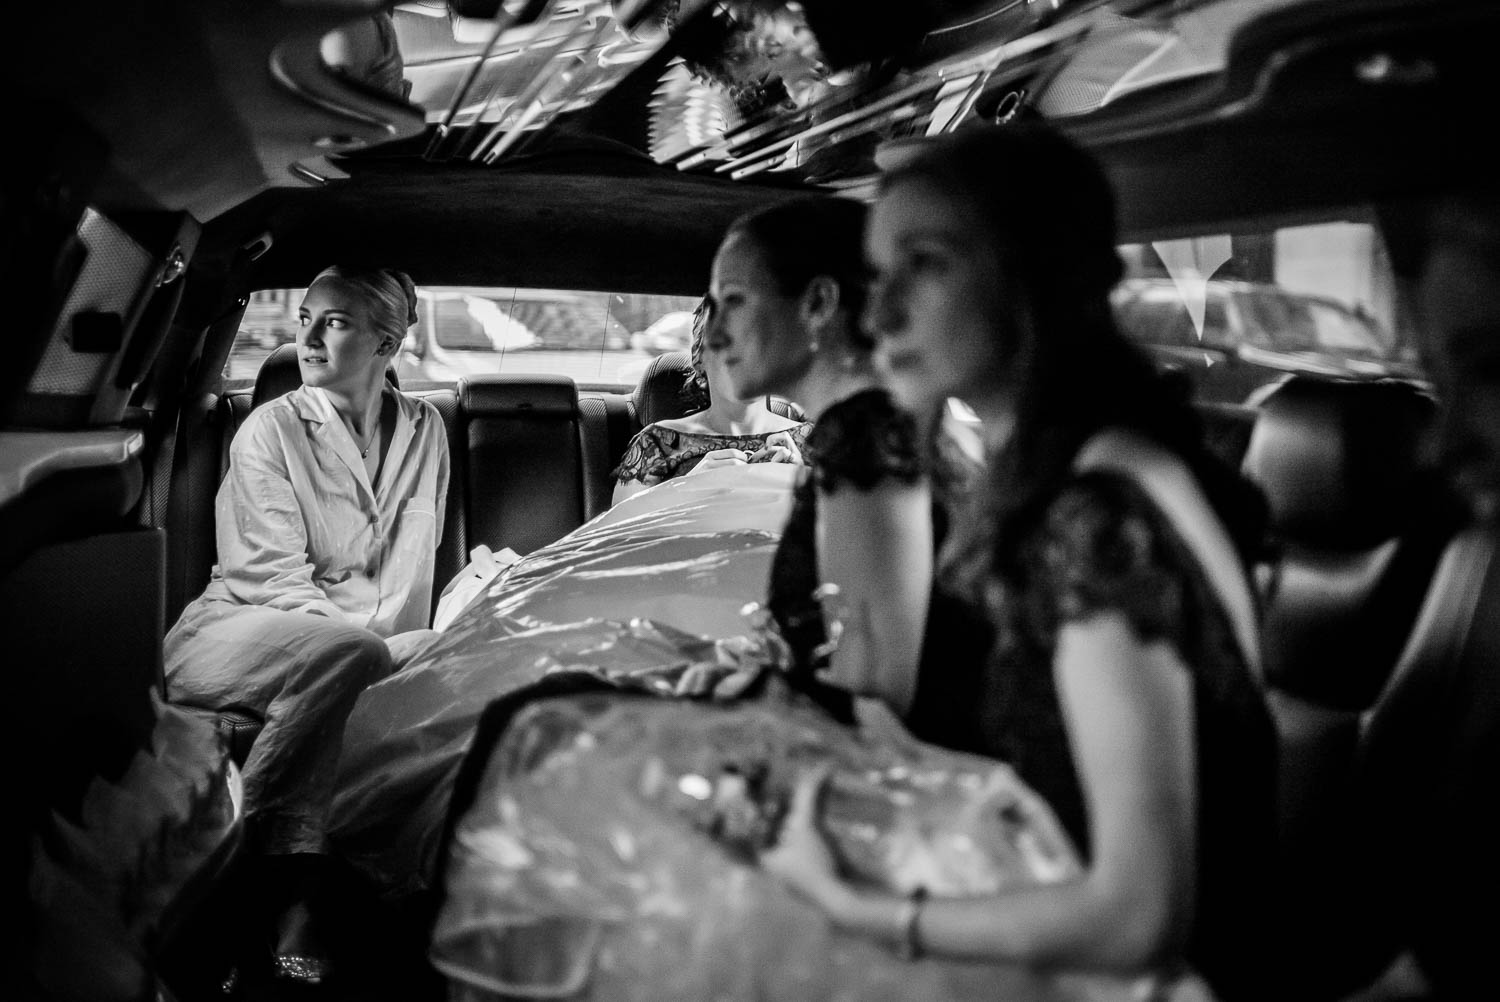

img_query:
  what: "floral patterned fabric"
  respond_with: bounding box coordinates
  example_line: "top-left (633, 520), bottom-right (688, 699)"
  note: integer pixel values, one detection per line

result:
top-left (613, 422), bottom-right (813, 486)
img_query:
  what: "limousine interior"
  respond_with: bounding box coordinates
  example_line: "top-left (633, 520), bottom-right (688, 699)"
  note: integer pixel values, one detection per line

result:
top-left (5, 1), bottom-right (1495, 1000)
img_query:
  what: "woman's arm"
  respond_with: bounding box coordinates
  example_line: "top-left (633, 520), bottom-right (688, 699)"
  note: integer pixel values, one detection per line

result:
top-left (813, 481), bottom-right (932, 713)
top-left (764, 611), bottom-right (1197, 972)
top-left (611, 426), bottom-right (673, 507)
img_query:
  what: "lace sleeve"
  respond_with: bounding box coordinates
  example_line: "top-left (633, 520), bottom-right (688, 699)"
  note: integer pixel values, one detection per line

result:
top-left (1028, 473), bottom-right (1186, 643)
top-left (612, 426), bottom-right (673, 485)
top-left (809, 390), bottom-right (925, 494)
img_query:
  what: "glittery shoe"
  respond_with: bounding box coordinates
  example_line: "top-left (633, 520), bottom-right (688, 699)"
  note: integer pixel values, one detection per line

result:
top-left (272, 952), bottom-right (330, 986)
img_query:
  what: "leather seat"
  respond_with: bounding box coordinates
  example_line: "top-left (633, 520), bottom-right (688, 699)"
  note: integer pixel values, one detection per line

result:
top-left (1242, 376), bottom-right (1462, 995)
top-left (1350, 525), bottom-right (1500, 995)
top-left (1246, 377), bottom-right (1450, 710)
top-left (458, 374), bottom-right (586, 556)
top-left (631, 349), bottom-right (806, 426)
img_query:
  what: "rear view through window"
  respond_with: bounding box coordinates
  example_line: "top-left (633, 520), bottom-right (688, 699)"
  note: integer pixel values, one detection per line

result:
top-left (1115, 219), bottom-right (1423, 404)
top-left (230, 287), bottom-right (703, 389)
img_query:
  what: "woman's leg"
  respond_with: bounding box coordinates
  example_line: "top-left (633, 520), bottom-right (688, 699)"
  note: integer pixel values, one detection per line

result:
top-left (165, 605), bottom-right (393, 855)
top-left (166, 606), bottom-right (393, 983)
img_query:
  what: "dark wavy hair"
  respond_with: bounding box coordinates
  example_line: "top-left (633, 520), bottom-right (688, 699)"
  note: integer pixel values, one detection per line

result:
top-left (310, 265), bottom-right (418, 348)
top-left (682, 297), bottom-right (712, 412)
top-left (881, 126), bottom-right (1265, 588)
top-left (723, 195), bottom-right (873, 349)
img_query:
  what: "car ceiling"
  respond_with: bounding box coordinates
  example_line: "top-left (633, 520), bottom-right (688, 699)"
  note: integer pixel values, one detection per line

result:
top-left (8, 0), bottom-right (1495, 295)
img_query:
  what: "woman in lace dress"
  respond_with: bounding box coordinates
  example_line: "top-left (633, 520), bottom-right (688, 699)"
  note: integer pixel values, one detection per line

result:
top-left (611, 298), bottom-right (811, 506)
top-left (760, 126), bottom-right (1276, 999)
top-left (695, 195), bottom-right (983, 716)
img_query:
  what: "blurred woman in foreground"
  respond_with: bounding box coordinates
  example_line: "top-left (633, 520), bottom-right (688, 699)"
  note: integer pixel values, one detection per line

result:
top-left (760, 127), bottom-right (1275, 998)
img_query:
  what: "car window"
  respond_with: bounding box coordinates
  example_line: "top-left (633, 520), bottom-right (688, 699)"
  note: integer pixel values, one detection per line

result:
top-left (228, 286), bottom-right (702, 389)
top-left (1112, 219), bottom-right (1422, 404)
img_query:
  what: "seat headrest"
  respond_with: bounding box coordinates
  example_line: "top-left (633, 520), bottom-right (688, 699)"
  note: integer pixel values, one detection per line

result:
top-left (631, 351), bottom-right (694, 428)
top-left (1243, 377), bottom-right (1436, 548)
top-left (629, 350), bottom-right (807, 427)
top-left (251, 342), bottom-right (399, 410)
top-left (459, 374), bottom-right (577, 417)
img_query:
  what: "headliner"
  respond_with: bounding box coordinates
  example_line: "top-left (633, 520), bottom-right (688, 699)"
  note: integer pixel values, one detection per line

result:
top-left (209, 138), bottom-right (816, 294)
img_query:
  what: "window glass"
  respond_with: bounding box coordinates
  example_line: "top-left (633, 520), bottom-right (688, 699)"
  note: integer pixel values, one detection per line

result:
top-left (1113, 219), bottom-right (1423, 404)
top-left (228, 286), bottom-right (703, 389)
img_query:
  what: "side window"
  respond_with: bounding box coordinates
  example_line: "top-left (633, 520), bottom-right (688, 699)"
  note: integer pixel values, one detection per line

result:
top-left (229, 289), bottom-right (301, 381)
top-left (227, 286), bottom-right (701, 389)
top-left (1113, 219), bottom-right (1422, 404)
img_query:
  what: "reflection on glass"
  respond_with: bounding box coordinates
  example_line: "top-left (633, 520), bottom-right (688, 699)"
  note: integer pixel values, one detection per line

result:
top-left (1114, 220), bottom-right (1423, 405)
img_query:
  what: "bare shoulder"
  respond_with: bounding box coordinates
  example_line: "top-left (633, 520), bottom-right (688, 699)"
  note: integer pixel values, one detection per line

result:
top-left (654, 414), bottom-right (712, 435)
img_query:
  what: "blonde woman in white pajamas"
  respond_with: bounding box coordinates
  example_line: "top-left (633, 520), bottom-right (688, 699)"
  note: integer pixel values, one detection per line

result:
top-left (165, 265), bottom-right (448, 983)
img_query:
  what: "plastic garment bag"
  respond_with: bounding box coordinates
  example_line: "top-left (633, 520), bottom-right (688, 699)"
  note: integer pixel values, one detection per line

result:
top-left (333, 464), bottom-right (1187, 1001)
top-left (431, 692), bottom-right (1159, 1002)
top-left (331, 465), bottom-right (800, 895)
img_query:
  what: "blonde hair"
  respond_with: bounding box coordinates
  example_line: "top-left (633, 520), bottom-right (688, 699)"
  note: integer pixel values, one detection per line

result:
top-left (310, 265), bottom-right (418, 347)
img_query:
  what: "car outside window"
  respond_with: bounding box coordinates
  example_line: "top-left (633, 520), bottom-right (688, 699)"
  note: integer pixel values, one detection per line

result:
top-left (1113, 219), bottom-right (1423, 404)
top-left (228, 286), bottom-right (703, 390)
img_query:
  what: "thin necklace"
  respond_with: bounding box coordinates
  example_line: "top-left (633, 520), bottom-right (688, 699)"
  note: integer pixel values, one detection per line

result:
top-left (354, 422), bottom-right (378, 458)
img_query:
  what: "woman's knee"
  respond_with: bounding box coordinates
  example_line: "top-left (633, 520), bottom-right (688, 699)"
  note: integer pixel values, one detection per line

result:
top-left (301, 621), bottom-right (395, 687)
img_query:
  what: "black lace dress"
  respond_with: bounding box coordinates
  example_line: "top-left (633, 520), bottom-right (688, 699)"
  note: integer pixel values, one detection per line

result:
top-left (905, 470), bottom-right (1276, 999)
top-left (769, 401), bottom-right (1274, 996)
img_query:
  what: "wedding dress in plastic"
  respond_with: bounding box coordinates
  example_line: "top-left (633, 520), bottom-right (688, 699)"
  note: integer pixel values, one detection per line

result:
top-left (332, 465), bottom-right (1171, 1001)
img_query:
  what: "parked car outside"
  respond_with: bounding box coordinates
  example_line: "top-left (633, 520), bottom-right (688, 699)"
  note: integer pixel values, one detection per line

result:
top-left (629, 310), bottom-right (695, 355)
top-left (1112, 277), bottom-right (1423, 404)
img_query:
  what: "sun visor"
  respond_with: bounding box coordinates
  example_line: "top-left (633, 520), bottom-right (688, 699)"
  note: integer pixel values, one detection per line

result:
top-left (11, 209), bottom-right (198, 429)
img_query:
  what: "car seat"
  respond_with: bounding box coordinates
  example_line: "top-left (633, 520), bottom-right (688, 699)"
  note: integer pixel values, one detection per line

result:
top-left (1349, 524), bottom-right (1500, 996)
top-left (1240, 376), bottom-right (1462, 995)
top-left (631, 350), bottom-right (806, 427)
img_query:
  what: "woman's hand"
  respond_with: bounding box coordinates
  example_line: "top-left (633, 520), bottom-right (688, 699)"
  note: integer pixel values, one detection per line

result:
top-left (749, 430), bottom-right (804, 466)
top-left (672, 661), bottom-right (763, 699)
top-left (688, 448), bottom-right (750, 474)
top-left (760, 766), bottom-right (849, 914)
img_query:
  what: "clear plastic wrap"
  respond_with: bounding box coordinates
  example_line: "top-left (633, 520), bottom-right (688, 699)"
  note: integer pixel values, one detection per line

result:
top-left (431, 693), bottom-right (1153, 1002)
top-left (28, 691), bottom-right (241, 1001)
top-left (331, 466), bottom-right (799, 894)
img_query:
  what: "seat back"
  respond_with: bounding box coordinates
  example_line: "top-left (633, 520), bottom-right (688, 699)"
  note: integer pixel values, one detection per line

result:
top-left (1245, 377), bottom-right (1447, 708)
top-left (632, 351), bottom-right (696, 429)
top-left (459, 375), bottom-right (586, 556)
top-left (1351, 526), bottom-right (1500, 995)
top-left (1243, 377), bottom-right (1461, 993)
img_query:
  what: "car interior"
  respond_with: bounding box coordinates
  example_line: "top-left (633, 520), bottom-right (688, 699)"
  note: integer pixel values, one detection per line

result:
top-left (6, 1), bottom-right (1496, 1000)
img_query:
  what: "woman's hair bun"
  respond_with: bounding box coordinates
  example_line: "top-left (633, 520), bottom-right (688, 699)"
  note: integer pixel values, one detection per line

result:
top-left (387, 268), bottom-right (419, 327)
